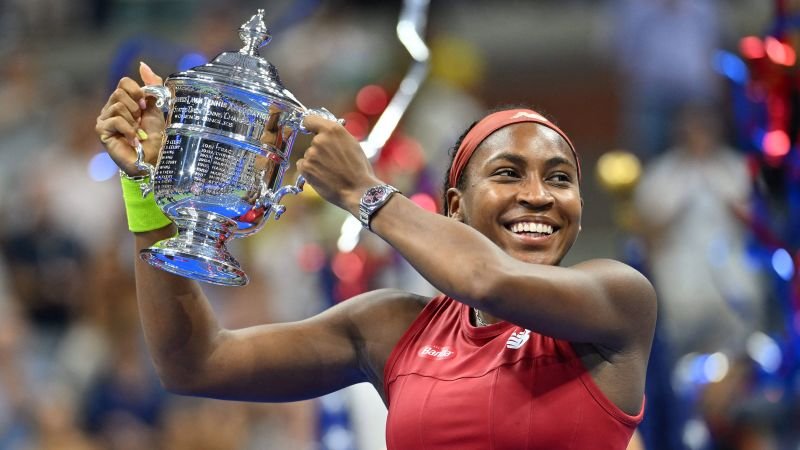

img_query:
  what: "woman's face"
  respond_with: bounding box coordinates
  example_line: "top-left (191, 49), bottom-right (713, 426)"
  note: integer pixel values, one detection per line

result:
top-left (447, 122), bottom-right (582, 265)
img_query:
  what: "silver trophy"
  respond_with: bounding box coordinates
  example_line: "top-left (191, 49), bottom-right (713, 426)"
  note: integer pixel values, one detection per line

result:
top-left (130, 9), bottom-right (338, 286)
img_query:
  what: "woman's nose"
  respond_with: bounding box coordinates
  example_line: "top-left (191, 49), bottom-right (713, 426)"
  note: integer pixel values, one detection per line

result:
top-left (517, 179), bottom-right (553, 209)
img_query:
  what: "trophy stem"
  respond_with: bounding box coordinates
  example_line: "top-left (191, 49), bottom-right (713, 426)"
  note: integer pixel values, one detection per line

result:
top-left (140, 210), bottom-right (248, 286)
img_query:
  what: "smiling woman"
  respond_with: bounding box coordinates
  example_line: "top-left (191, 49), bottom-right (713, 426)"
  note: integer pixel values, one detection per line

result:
top-left (96, 67), bottom-right (656, 450)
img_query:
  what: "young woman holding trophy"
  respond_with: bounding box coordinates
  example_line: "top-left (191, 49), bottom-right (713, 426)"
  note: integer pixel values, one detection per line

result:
top-left (96, 59), bottom-right (656, 449)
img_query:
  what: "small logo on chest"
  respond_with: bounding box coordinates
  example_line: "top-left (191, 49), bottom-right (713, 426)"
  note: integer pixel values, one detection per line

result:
top-left (417, 345), bottom-right (456, 360)
top-left (506, 329), bottom-right (531, 349)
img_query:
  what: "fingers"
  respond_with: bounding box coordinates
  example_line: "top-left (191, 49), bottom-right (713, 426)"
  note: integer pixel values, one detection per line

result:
top-left (104, 77), bottom-right (146, 110)
top-left (139, 61), bottom-right (164, 86)
top-left (301, 114), bottom-right (339, 135)
top-left (96, 115), bottom-right (138, 143)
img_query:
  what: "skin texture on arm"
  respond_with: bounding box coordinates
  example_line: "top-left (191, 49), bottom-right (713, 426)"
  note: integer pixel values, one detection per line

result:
top-left (95, 63), bottom-right (426, 403)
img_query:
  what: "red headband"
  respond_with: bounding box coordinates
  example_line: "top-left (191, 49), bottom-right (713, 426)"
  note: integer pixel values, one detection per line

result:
top-left (448, 109), bottom-right (580, 188)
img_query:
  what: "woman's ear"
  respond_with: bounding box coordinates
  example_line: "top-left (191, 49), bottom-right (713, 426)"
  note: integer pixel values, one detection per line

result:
top-left (446, 187), bottom-right (464, 222)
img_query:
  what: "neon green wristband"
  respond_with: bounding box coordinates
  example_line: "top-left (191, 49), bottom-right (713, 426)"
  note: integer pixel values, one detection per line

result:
top-left (120, 175), bottom-right (172, 233)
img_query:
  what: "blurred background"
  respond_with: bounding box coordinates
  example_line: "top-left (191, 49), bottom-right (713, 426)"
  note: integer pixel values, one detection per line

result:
top-left (0, 0), bottom-right (798, 449)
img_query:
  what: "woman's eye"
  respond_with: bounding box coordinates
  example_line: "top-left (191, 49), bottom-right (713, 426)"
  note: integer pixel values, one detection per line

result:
top-left (548, 173), bottom-right (572, 184)
top-left (493, 168), bottom-right (519, 177)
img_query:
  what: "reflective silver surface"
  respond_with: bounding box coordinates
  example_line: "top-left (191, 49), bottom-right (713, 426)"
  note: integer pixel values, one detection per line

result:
top-left (133, 9), bottom-right (335, 286)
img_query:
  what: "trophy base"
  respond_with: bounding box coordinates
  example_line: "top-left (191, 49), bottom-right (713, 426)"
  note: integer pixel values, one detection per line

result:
top-left (139, 211), bottom-right (249, 286)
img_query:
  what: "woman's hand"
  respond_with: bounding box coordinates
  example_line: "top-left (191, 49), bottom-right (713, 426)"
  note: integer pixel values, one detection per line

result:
top-left (95, 62), bottom-right (166, 176)
top-left (297, 115), bottom-right (381, 215)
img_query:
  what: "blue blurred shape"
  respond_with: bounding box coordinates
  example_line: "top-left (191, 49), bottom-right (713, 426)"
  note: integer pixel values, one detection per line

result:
top-left (713, 50), bottom-right (749, 84)
top-left (746, 331), bottom-right (782, 373)
top-left (88, 151), bottom-right (118, 182)
top-left (177, 52), bottom-right (208, 71)
top-left (771, 248), bottom-right (794, 281)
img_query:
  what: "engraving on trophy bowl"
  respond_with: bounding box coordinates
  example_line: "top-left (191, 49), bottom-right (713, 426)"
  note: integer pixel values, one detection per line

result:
top-left (134, 9), bottom-right (337, 287)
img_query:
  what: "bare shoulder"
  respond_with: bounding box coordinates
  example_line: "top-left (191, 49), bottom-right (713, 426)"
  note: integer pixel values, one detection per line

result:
top-left (571, 259), bottom-right (657, 346)
top-left (571, 259), bottom-right (656, 301)
top-left (342, 288), bottom-right (430, 326)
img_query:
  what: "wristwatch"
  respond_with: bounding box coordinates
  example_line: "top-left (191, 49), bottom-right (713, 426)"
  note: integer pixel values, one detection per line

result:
top-left (359, 184), bottom-right (400, 230)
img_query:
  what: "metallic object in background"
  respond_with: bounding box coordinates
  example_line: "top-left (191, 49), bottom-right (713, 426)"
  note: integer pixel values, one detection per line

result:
top-left (339, 0), bottom-right (431, 252)
top-left (131, 9), bottom-right (339, 286)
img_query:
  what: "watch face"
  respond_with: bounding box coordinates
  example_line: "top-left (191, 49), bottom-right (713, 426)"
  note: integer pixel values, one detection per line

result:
top-left (363, 186), bottom-right (389, 206)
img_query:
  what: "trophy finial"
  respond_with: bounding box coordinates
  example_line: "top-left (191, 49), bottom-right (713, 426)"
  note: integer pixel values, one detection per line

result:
top-left (239, 9), bottom-right (271, 55)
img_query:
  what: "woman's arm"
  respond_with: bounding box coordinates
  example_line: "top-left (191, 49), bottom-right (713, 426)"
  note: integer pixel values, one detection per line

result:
top-left (130, 226), bottom-right (367, 402)
top-left (95, 65), bottom-right (413, 403)
top-left (369, 195), bottom-right (657, 351)
top-left (298, 117), bottom-right (656, 352)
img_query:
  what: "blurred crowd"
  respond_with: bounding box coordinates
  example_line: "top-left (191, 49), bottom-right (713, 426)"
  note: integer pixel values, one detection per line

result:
top-left (0, 0), bottom-right (794, 449)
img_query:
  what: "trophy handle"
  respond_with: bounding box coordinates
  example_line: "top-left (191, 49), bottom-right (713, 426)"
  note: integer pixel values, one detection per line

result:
top-left (142, 85), bottom-right (171, 112)
top-left (128, 85), bottom-right (170, 198)
top-left (265, 174), bottom-right (306, 220)
top-left (265, 107), bottom-right (342, 220)
top-left (132, 140), bottom-right (156, 198)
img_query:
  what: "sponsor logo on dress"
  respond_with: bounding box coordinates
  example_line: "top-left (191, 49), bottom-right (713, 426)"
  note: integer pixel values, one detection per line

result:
top-left (417, 344), bottom-right (456, 360)
top-left (506, 329), bottom-right (531, 349)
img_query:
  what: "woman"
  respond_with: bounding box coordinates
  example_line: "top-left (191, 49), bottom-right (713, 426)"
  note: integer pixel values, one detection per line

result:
top-left (95, 63), bottom-right (656, 449)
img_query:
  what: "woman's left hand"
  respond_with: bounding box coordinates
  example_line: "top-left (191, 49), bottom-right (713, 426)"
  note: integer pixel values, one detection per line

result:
top-left (297, 114), bottom-right (381, 215)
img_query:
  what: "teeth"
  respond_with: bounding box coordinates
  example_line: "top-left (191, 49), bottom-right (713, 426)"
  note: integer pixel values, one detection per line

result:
top-left (510, 222), bottom-right (553, 235)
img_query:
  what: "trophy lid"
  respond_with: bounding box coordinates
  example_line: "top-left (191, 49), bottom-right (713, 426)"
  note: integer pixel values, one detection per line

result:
top-left (172, 9), bottom-right (304, 109)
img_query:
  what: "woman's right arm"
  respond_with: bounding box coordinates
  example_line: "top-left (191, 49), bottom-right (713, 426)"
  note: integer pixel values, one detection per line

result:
top-left (132, 227), bottom-right (365, 401)
top-left (95, 64), bottom-right (402, 402)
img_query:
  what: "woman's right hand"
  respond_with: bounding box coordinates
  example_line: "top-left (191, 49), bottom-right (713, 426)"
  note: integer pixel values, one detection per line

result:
top-left (95, 62), bottom-right (166, 176)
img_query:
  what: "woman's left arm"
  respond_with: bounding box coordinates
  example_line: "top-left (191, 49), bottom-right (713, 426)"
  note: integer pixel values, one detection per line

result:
top-left (297, 117), bottom-right (657, 350)
top-left (369, 194), bottom-right (657, 350)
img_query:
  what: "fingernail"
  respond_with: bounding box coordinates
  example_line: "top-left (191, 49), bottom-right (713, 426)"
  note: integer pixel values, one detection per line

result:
top-left (137, 129), bottom-right (148, 140)
top-left (139, 61), bottom-right (151, 72)
top-left (138, 99), bottom-right (147, 110)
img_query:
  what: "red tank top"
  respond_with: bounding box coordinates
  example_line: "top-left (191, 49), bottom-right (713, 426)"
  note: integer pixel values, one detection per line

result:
top-left (384, 295), bottom-right (643, 450)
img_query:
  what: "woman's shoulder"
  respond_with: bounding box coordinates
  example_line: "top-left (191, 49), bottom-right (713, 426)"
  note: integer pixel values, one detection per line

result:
top-left (570, 259), bottom-right (654, 294)
top-left (343, 288), bottom-right (432, 325)
top-left (333, 289), bottom-right (434, 389)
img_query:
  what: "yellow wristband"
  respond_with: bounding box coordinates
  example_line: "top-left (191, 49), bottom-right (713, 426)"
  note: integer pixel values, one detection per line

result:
top-left (120, 176), bottom-right (172, 232)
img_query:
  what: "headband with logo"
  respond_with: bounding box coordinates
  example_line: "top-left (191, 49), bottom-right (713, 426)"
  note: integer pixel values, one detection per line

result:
top-left (447, 109), bottom-right (580, 189)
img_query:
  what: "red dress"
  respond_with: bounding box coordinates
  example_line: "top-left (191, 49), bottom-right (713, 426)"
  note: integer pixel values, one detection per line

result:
top-left (384, 295), bottom-right (643, 449)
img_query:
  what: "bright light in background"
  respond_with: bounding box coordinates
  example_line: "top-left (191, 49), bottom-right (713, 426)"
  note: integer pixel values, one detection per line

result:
top-left (703, 352), bottom-right (729, 383)
top-left (332, 251), bottom-right (365, 283)
top-left (388, 135), bottom-right (425, 171)
top-left (683, 418), bottom-right (711, 450)
top-left (88, 152), bottom-right (118, 181)
top-left (764, 36), bottom-right (796, 66)
top-left (343, 111), bottom-right (369, 140)
top-left (337, 216), bottom-right (363, 253)
top-left (771, 248), bottom-right (795, 281)
top-left (739, 36), bottom-right (765, 59)
top-left (356, 85), bottom-right (389, 116)
top-left (673, 352), bottom-right (729, 390)
top-left (762, 129), bottom-right (790, 158)
top-left (712, 50), bottom-right (749, 84)
top-left (746, 332), bottom-right (782, 373)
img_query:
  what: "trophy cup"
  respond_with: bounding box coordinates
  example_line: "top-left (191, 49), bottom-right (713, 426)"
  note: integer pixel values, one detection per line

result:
top-left (129, 9), bottom-right (339, 286)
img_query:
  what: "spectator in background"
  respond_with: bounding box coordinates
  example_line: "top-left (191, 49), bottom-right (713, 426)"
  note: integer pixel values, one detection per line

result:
top-left (610, 0), bottom-right (723, 160)
top-left (634, 102), bottom-right (763, 360)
